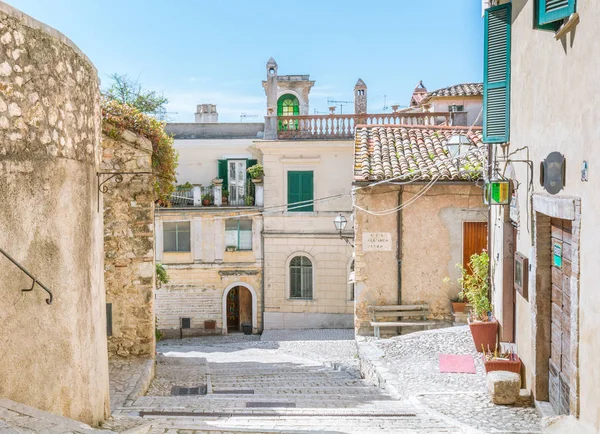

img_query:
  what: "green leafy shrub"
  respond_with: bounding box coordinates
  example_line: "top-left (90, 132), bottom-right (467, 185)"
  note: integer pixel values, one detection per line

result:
top-left (102, 99), bottom-right (178, 200)
top-left (457, 251), bottom-right (490, 321)
top-left (247, 163), bottom-right (264, 179)
top-left (156, 263), bottom-right (169, 288)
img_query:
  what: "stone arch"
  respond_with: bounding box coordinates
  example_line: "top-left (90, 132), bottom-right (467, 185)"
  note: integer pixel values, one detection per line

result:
top-left (222, 282), bottom-right (258, 334)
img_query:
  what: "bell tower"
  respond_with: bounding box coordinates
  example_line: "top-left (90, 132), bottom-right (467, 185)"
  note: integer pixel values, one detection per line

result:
top-left (354, 79), bottom-right (367, 114)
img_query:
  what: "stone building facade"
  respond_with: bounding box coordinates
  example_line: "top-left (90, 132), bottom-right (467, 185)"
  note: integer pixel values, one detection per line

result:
top-left (352, 125), bottom-right (487, 335)
top-left (102, 125), bottom-right (156, 358)
top-left (0, 2), bottom-right (109, 424)
top-left (483, 1), bottom-right (599, 430)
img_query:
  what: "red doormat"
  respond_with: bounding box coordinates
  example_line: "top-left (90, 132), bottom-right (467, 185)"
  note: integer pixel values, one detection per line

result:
top-left (439, 354), bottom-right (476, 374)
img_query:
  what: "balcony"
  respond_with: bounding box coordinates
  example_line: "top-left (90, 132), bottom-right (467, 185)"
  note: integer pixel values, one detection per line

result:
top-left (167, 180), bottom-right (260, 208)
top-left (277, 112), bottom-right (452, 140)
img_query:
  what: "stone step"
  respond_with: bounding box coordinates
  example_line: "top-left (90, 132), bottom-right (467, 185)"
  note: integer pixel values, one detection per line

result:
top-left (0, 398), bottom-right (113, 434)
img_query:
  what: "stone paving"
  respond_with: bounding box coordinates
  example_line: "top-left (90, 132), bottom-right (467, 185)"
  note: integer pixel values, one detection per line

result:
top-left (109, 357), bottom-right (155, 412)
top-left (358, 326), bottom-right (542, 433)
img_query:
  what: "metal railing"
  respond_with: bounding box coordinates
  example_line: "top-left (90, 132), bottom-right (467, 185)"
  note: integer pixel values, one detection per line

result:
top-left (0, 247), bottom-right (53, 304)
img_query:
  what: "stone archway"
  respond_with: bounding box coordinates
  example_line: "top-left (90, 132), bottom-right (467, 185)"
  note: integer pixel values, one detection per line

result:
top-left (222, 282), bottom-right (258, 334)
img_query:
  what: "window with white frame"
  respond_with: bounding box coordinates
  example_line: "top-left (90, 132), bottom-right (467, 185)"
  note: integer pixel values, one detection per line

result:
top-left (164, 221), bottom-right (191, 252)
top-left (348, 259), bottom-right (355, 301)
top-left (289, 255), bottom-right (313, 300)
top-left (225, 219), bottom-right (252, 251)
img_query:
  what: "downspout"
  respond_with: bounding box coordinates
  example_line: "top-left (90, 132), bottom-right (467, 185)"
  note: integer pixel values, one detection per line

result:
top-left (487, 143), bottom-right (494, 305)
top-left (261, 227), bottom-right (265, 333)
top-left (397, 187), bottom-right (403, 304)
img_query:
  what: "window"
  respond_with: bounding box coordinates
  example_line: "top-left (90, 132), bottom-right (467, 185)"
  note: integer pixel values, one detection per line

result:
top-left (348, 260), bottom-right (355, 301)
top-left (277, 94), bottom-right (299, 131)
top-left (164, 222), bottom-right (191, 252)
top-left (217, 159), bottom-right (257, 206)
top-left (290, 256), bottom-right (313, 300)
top-left (483, 3), bottom-right (511, 143)
top-left (537, 0), bottom-right (575, 27)
top-left (287, 171), bottom-right (314, 212)
top-left (448, 104), bottom-right (464, 112)
top-left (225, 219), bottom-right (252, 251)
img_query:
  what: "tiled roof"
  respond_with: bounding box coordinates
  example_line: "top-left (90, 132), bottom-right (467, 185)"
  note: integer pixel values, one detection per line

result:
top-left (410, 81), bottom-right (428, 106)
top-left (422, 83), bottom-right (483, 102)
top-left (354, 125), bottom-right (486, 182)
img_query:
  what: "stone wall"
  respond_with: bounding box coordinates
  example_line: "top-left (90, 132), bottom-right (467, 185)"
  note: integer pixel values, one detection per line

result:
top-left (102, 125), bottom-right (155, 358)
top-left (0, 2), bottom-right (109, 424)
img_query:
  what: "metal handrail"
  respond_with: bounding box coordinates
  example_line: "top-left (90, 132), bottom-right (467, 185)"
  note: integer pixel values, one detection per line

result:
top-left (0, 247), bottom-right (53, 304)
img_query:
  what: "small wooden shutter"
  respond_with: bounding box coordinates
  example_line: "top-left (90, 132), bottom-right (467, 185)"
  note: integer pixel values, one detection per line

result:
top-left (539, 0), bottom-right (575, 26)
top-left (287, 171), bottom-right (313, 212)
top-left (218, 159), bottom-right (228, 190)
top-left (484, 3), bottom-right (511, 144)
top-left (463, 222), bottom-right (488, 272)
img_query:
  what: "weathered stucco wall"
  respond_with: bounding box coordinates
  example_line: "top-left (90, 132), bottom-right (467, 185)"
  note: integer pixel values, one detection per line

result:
top-left (402, 184), bottom-right (486, 318)
top-left (489, 1), bottom-right (600, 429)
top-left (102, 126), bottom-right (155, 358)
top-left (354, 184), bottom-right (486, 334)
top-left (0, 3), bottom-right (109, 424)
top-left (155, 210), bottom-right (263, 335)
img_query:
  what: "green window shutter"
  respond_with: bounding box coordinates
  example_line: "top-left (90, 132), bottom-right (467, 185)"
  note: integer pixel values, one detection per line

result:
top-left (246, 159), bottom-right (258, 170)
top-left (484, 3), bottom-right (511, 144)
top-left (288, 171), bottom-right (313, 212)
top-left (539, 0), bottom-right (575, 26)
top-left (218, 159), bottom-right (228, 190)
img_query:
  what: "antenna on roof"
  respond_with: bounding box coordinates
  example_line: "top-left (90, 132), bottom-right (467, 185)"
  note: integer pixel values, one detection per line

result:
top-left (382, 95), bottom-right (389, 112)
top-left (327, 98), bottom-right (354, 115)
top-left (240, 113), bottom-right (259, 122)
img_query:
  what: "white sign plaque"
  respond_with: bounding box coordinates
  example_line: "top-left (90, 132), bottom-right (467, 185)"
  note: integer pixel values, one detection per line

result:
top-left (363, 232), bottom-right (392, 251)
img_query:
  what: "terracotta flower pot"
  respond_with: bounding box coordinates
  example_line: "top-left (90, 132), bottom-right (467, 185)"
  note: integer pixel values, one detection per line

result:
top-left (482, 354), bottom-right (521, 374)
top-left (468, 318), bottom-right (498, 352)
top-left (451, 301), bottom-right (467, 313)
top-left (202, 199), bottom-right (210, 206)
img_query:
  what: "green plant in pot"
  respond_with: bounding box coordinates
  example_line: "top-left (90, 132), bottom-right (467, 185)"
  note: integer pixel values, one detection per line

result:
top-left (222, 189), bottom-right (229, 204)
top-left (450, 290), bottom-right (468, 313)
top-left (202, 193), bottom-right (213, 206)
top-left (456, 251), bottom-right (497, 352)
top-left (247, 163), bottom-right (264, 182)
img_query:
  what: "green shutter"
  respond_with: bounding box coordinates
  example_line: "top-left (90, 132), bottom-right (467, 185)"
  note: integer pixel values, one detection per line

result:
top-left (484, 3), bottom-right (511, 144)
top-left (246, 159), bottom-right (258, 171)
top-left (539, 0), bottom-right (575, 26)
top-left (288, 171), bottom-right (313, 212)
top-left (218, 159), bottom-right (228, 190)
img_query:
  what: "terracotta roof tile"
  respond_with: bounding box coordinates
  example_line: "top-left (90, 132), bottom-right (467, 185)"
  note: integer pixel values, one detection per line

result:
top-left (354, 125), bottom-right (486, 182)
top-left (423, 83), bottom-right (483, 101)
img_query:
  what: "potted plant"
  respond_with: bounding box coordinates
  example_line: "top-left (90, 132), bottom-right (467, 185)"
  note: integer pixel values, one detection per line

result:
top-left (245, 195), bottom-right (254, 206)
top-left (457, 251), bottom-right (498, 352)
top-left (222, 189), bottom-right (229, 205)
top-left (202, 193), bottom-right (213, 206)
top-left (483, 344), bottom-right (521, 374)
top-left (450, 291), bottom-right (468, 313)
top-left (241, 323), bottom-right (252, 335)
top-left (247, 163), bottom-right (264, 183)
top-left (226, 245), bottom-right (236, 252)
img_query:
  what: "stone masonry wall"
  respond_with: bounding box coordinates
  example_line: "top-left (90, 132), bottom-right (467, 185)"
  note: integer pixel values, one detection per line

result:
top-left (102, 125), bottom-right (155, 358)
top-left (0, 2), bottom-right (109, 424)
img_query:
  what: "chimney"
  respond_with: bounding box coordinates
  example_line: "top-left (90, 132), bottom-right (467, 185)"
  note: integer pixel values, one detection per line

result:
top-left (354, 78), bottom-right (367, 115)
top-left (195, 104), bottom-right (218, 123)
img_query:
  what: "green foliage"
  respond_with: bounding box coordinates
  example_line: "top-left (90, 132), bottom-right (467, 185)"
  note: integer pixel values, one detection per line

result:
top-left (156, 263), bottom-right (169, 288)
top-left (177, 182), bottom-right (193, 190)
top-left (245, 195), bottom-right (255, 206)
top-left (457, 251), bottom-right (491, 321)
top-left (103, 73), bottom-right (169, 120)
top-left (222, 190), bottom-right (229, 198)
top-left (155, 315), bottom-right (163, 341)
top-left (202, 193), bottom-right (213, 202)
top-left (102, 99), bottom-right (178, 200)
top-left (247, 163), bottom-right (264, 179)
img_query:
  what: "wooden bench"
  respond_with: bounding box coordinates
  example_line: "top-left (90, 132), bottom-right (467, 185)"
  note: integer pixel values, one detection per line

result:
top-left (369, 304), bottom-right (439, 338)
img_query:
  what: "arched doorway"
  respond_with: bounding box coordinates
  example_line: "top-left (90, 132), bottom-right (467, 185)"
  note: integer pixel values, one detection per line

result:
top-left (222, 282), bottom-right (257, 334)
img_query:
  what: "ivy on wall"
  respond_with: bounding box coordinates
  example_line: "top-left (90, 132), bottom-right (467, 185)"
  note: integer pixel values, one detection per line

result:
top-left (102, 99), bottom-right (178, 199)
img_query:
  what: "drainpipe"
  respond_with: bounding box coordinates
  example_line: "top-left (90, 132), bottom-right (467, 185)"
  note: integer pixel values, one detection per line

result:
top-left (487, 143), bottom-right (494, 303)
top-left (397, 187), bottom-right (403, 304)
top-left (261, 227), bottom-right (265, 333)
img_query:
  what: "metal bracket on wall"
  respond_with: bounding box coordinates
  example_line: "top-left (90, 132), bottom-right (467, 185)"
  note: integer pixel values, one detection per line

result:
top-left (0, 247), bottom-right (53, 304)
top-left (96, 171), bottom-right (154, 212)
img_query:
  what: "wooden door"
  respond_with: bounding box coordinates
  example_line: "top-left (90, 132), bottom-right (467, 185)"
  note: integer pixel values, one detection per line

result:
top-left (463, 222), bottom-right (488, 271)
top-left (549, 218), bottom-right (572, 415)
top-left (239, 287), bottom-right (252, 327)
top-left (227, 287), bottom-right (239, 331)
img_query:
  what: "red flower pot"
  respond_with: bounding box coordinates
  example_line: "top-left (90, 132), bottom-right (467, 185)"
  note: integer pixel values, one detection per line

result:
top-left (451, 302), bottom-right (467, 313)
top-left (468, 318), bottom-right (498, 352)
top-left (483, 354), bottom-right (521, 374)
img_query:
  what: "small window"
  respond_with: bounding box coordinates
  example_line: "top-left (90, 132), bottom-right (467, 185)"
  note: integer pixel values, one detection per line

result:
top-left (290, 256), bottom-right (313, 300)
top-left (448, 104), bottom-right (464, 112)
top-left (181, 317), bottom-right (191, 329)
top-left (349, 260), bottom-right (355, 301)
top-left (225, 219), bottom-right (253, 251)
top-left (164, 222), bottom-right (191, 252)
top-left (537, 0), bottom-right (575, 27)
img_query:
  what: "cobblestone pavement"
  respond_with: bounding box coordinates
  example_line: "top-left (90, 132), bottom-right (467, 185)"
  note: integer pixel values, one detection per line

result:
top-left (359, 326), bottom-right (542, 433)
top-left (108, 330), bottom-right (467, 433)
top-left (109, 357), bottom-right (154, 412)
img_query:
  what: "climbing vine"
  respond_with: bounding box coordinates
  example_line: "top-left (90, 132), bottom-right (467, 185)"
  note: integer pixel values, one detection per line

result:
top-left (102, 99), bottom-right (178, 199)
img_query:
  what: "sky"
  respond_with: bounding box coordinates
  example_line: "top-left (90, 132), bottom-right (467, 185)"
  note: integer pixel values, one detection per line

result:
top-left (8, 0), bottom-right (484, 123)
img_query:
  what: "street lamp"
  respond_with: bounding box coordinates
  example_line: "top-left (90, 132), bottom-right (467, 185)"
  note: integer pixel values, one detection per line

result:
top-left (446, 133), bottom-right (472, 159)
top-left (334, 213), bottom-right (354, 247)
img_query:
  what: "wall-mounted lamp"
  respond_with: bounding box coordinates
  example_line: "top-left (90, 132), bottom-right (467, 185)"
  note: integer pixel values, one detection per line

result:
top-left (333, 213), bottom-right (354, 247)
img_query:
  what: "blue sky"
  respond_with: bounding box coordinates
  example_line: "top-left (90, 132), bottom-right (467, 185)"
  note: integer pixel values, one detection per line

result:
top-left (8, 0), bottom-right (484, 122)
